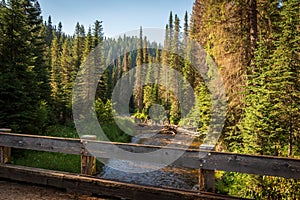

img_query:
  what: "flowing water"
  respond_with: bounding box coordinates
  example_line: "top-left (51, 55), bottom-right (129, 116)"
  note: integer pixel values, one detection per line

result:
top-left (99, 125), bottom-right (202, 190)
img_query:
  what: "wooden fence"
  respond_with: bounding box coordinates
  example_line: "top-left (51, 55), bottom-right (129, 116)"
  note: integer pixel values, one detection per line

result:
top-left (0, 130), bottom-right (299, 199)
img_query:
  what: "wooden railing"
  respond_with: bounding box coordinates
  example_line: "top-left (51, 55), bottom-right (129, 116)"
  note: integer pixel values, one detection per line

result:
top-left (0, 130), bottom-right (299, 198)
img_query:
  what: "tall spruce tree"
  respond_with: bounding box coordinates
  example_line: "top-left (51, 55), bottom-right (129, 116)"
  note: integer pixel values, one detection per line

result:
top-left (0, 0), bottom-right (50, 132)
top-left (45, 15), bottom-right (53, 46)
top-left (161, 24), bottom-right (170, 110)
top-left (219, 0), bottom-right (300, 198)
top-left (241, 0), bottom-right (300, 157)
top-left (93, 20), bottom-right (103, 48)
top-left (190, 0), bottom-right (263, 150)
top-left (82, 27), bottom-right (93, 63)
top-left (49, 35), bottom-right (63, 122)
top-left (59, 38), bottom-right (73, 123)
top-left (134, 27), bottom-right (144, 112)
top-left (72, 22), bottom-right (85, 73)
top-left (169, 14), bottom-right (181, 124)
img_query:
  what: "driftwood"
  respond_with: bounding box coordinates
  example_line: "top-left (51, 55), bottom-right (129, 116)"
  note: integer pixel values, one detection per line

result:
top-left (158, 125), bottom-right (200, 136)
top-left (158, 125), bottom-right (178, 135)
top-left (177, 127), bottom-right (200, 136)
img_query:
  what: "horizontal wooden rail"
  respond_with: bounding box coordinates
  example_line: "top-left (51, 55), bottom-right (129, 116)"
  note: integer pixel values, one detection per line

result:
top-left (202, 152), bottom-right (300, 179)
top-left (0, 132), bottom-right (299, 180)
top-left (0, 132), bottom-right (81, 155)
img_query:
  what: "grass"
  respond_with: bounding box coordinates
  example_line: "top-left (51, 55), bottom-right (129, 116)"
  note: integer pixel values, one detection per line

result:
top-left (12, 149), bottom-right (81, 173)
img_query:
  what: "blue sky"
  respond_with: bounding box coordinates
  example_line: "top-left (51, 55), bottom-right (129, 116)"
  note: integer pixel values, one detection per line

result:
top-left (39, 0), bottom-right (195, 37)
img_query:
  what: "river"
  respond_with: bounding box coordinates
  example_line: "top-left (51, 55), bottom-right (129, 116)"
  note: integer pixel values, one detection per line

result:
top-left (99, 125), bottom-right (202, 190)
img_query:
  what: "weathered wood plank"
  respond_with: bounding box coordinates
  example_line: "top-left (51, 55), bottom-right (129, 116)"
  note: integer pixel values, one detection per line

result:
top-left (201, 152), bottom-right (300, 180)
top-left (0, 133), bottom-right (299, 179)
top-left (0, 133), bottom-right (81, 155)
top-left (0, 164), bottom-right (243, 200)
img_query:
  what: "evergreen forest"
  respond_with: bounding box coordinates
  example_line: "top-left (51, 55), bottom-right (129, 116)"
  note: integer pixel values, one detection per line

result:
top-left (0, 0), bottom-right (299, 198)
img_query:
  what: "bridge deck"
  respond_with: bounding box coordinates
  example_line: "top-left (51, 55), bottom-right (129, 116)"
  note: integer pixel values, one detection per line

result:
top-left (0, 180), bottom-right (112, 200)
top-left (0, 164), bottom-right (244, 200)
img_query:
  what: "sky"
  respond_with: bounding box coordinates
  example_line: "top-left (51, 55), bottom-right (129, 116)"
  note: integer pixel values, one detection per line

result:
top-left (38, 0), bottom-right (195, 38)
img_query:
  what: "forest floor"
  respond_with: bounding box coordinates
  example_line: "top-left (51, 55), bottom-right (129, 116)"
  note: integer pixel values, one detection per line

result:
top-left (0, 180), bottom-right (115, 200)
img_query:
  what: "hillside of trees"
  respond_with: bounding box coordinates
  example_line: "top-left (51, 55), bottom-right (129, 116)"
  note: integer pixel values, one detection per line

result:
top-left (0, 0), bottom-right (299, 198)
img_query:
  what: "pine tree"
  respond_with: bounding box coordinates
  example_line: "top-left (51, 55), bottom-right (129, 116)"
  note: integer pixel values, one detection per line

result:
top-left (240, 38), bottom-right (276, 154)
top-left (161, 24), bottom-right (170, 110)
top-left (57, 21), bottom-right (63, 41)
top-left (49, 35), bottom-right (62, 122)
top-left (28, 0), bottom-right (50, 102)
top-left (45, 15), bottom-right (53, 46)
top-left (249, 0), bottom-right (258, 71)
top-left (60, 38), bottom-right (73, 122)
top-left (184, 11), bottom-right (189, 40)
top-left (82, 27), bottom-right (93, 63)
top-left (0, 0), bottom-right (50, 132)
top-left (241, 0), bottom-right (300, 157)
top-left (121, 49), bottom-right (130, 85)
top-left (272, 0), bottom-right (300, 157)
top-left (190, 0), bottom-right (263, 149)
top-left (169, 14), bottom-right (181, 124)
top-left (93, 20), bottom-right (106, 101)
top-left (93, 20), bottom-right (103, 48)
top-left (183, 10), bottom-right (189, 51)
top-left (168, 11), bottom-right (173, 47)
top-left (143, 36), bottom-right (148, 64)
top-left (72, 22), bottom-right (85, 73)
top-left (235, 1), bottom-right (300, 197)
top-left (134, 26), bottom-right (144, 113)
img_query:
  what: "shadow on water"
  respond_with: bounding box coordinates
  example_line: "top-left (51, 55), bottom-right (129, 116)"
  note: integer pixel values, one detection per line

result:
top-left (98, 125), bottom-right (202, 190)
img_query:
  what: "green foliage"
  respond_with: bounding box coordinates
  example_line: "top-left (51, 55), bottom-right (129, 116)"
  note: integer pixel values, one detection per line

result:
top-left (134, 112), bottom-right (148, 122)
top-left (253, 177), bottom-right (300, 200)
top-left (179, 83), bottom-right (211, 134)
top-left (0, 0), bottom-right (50, 133)
top-left (1, 1), bottom-right (299, 198)
top-left (170, 100), bottom-right (180, 124)
top-left (240, 0), bottom-right (300, 156)
top-left (216, 172), bottom-right (254, 198)
top-left (34, 100), bottom-right (50, 132)
top-left (192, 0), bottom-right (300, 198)
top-left (217, 172), bottom-right (300, 200)
top-left (133, 26), bottom-right (144, 113)
top-left (143, 84), bottom-right (159, 113)
top-left (195, 83), bottom-right (211, 133)
top-left (95, 98), bottom-right (131, 142)
top-left (226, 0), bottom-right (300, 198)
top-left (95, 98), bottom-right (114, 124)
top-left (93, 20), bottom-right (103, 47)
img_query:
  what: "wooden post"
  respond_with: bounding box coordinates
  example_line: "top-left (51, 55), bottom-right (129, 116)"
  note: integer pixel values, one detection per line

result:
top-left (81, 135), bottom-right (97, 176)
top-left (0, 128), bottom-right (12, 164)
top-left (199, 144), bottom-right (215, 192)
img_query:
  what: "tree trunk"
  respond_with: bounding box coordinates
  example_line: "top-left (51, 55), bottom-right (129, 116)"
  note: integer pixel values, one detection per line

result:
top-left (249, 0), bottom-right (258, 71)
